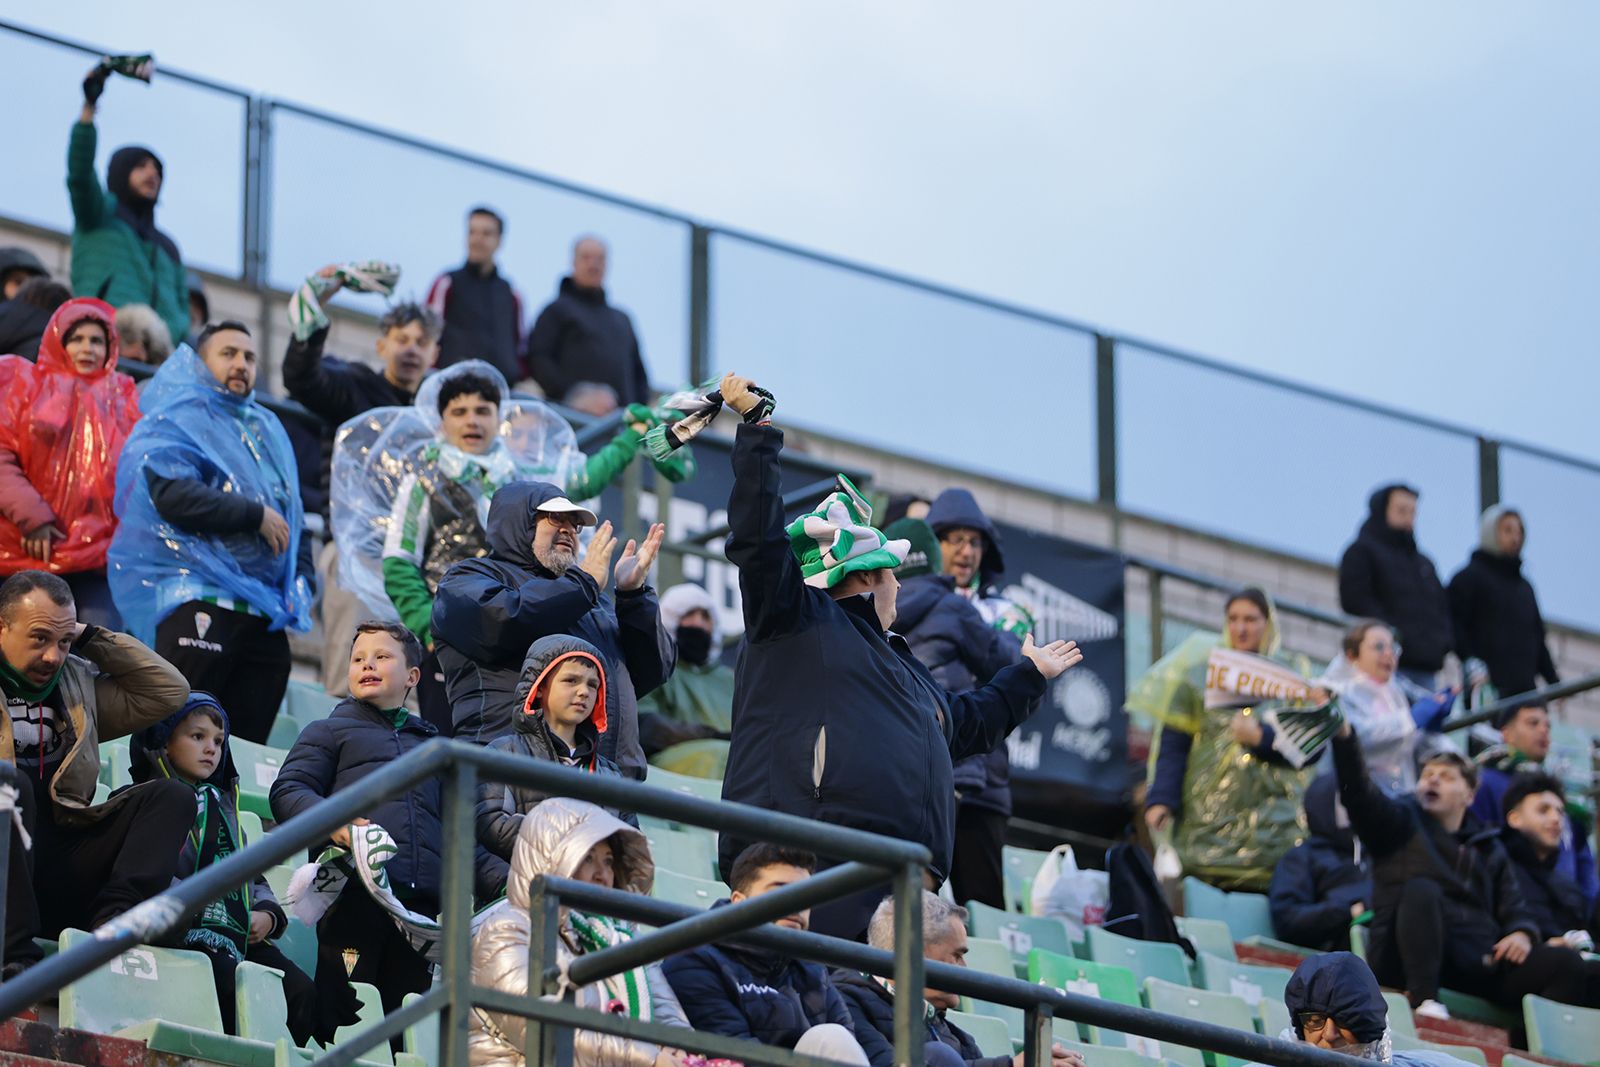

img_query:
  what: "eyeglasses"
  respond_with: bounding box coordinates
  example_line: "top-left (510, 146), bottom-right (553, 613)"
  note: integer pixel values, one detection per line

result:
top-left (1297, 1012), bottom-right (1334, 1032)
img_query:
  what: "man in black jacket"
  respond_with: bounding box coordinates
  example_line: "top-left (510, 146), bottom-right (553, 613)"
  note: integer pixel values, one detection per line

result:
top-left (1329, 722), bottom-right (1589, 1015)
top-left (1448, 505), bottom-right (1560, 699)
top-left (1498, 775), bottom-right (1599, 952)
top-left (525, 236), bottom-right (650, 406)
top-left (714, 372), bottom-right (1080, 940)
top-left (662, 844), bottom-right (868, 1062)
top-left (1268, 774), bottom-right (1371, 952)
top-left (426, 207), bottom-right (523, 382)
top-left (1337, 485), bottom-right (1453, 688)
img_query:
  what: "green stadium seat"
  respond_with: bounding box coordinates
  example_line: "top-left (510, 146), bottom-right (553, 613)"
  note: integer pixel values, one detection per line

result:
top-left (1381, 991), bottom-right (1415, 1037)
top-left (1142, 978), bottom-right (1257, 1067)
top-left (1055, 1038), bottom-right (1165, 1067)
top-left (963, 937), bottom-right (1017, 980)
top-left (93, 781), bottom-right (110, 804)
top-left (1438, 988), bottom-right (1517, 1029)
top-left (99, 736), bottom-right (132, 790)
top-left (1350, 923), bottom-right (1369, 962)
top-left (276, 918), bottom-right (318, 975)
top-left (1523, 993), bottom-right (1600, 1065)
top-left (967, 900), bottom-right (1071, 971)
top-left (402, 992), bottom-right (440, 1067)
top-left (642, 825), bottom-right (717, 880)
top-left (240, 809), bottom-right (266, 842)
top-left (239, 961), bottom-right (389, 1067)
top-left (1176, 916), bottom-right (1236, 962)
top-left (1390, 1031), bottom-right (1488, 1067)
top-left (652, 868), bottom-right (723, 910)
top-left (1085, 926), bottom-right (1191, 987)
top-left (268, 681), bottom-right (335, 750)
top-left (1501, 1056), bottom-right (1547, 1067)
top-left (1258, 997), bottom-right (1291, 1039)
top-left (232, 737), bottom-right (288, 820)
top-left (946, 1009), bottom-right (1014, 1058)
top-left (264, 863), bottom-right (297, 903)
top-left (636, 813), bottom-right (678, 835)
top-left (1001, 846), bottom-right (1052, 914)
top-left (1194, 953), bottom-right (1291, 1009)
top-left (1183, 877), bottom-right (1276, 943)
top-left (956, 997), bottom-right (1025, 1050)
top-left (1028, 947), bottom-right (1141, 1046)
top-left (643, 767), bottom-right (722, 804)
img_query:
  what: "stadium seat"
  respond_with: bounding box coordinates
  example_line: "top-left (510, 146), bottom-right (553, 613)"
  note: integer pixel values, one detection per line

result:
top-left (232, 737), bottom-right (288, 820)
top-left (967, 899), bottom-right (1071, 971)
top-left (1084, 926), bottom-right (1191, 987)
top-left (652, 868), bottom-right (723, 910)
top-left (1349, 923), bottom-right (1368, 962)
top-left (238, 962), bottom-right (393, 1067)
top-left (93, 781), bottom-right (110, 804)
top-left (643, 767), bottom-right (722, 804)
top-left (946, 1009), bottom-right (1014, 1058)
top-left (1194, 953), bottom-right (1291, 1009)
top-left (1175, 916), bottom-right (1236, 962)
top-left (402, 992), bottom-right (440, 1067)
top-left (1055, 1038), bottom-right (1165, 1067)
top-left (264, 864), bottom-right (297, 903)
top-left (99, 736), bottom-right (131, 790)
top-left (964, 937), bottom-right (1017, 980)
top-left (276, 918), bottom-right (318, 975)
top-left (1183, 877), bottom-right (1275, 943)
top-left (1028, 947), bottom-right (1141, 1045)
top-left (641, 825), bottom-right (717, 880)
top-left (1381, 991), bottom-right (1415, 1037)
top-left (1523, 993), bottom-right (1600, 1065)
top-left (1142, 978), bottom-right (1257, 1067)
top-left (240, 809), bottom-right (266, 842)
top-left (1001, 845), bottom-right (1052, 914)
top-left (1257, 997), bottom-right (1291, 1039)
top-left (1438, 988), bottom-right (1518, 1030)
top-left (1500, 1056), bottom-right (1546, 1067)
top-left (956, 997), bottom-right (1026, 1050)
top-left (1389, 1031), bottom-right (1488, 1067)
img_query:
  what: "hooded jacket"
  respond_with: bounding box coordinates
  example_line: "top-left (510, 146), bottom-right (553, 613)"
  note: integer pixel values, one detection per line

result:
top-left (1469, 753), bottom-right (1597, 909)
top-left (1330, 731), bottom-right (1538, 963)
top-left (0, 298), bottom-right (140, 575)
top-left (719, 424), bottom-right (1047, 884)
top-left (65, 124), bottom-right (188, 344)
top-left (269, 697), bottom-right (444, 906)
top-left (477, 635), bottom-right (632, 893)
top-left (830, 969), bottom-right (1009, 1067)
top-left (638, 583), bottom-right (734, 758)
top-left (0, 294), bottom-right (54, 362)
top-left (1498, 825), bottom-right (1597, 942)
top-left (1337, 486), bottom-right (1453, 673)
top-left (1447, 506), bottom-right (1558, 697)
top-left (431, 480), bottom-right (673, 777)
top-left (661, 898), bottom-right (857, 1048)
top-left (427, 263), bottom-right (524, 382)
top-left (1268, 774), bottom-right (1371, 951)
top-left (468, 797), bottom-right (689, 1067)
top-left (525, 277), bottom-right (650, 406)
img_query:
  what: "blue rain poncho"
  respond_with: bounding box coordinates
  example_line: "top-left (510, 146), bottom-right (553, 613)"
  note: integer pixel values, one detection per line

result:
top-left (109, 344), bottom-right (312, 643)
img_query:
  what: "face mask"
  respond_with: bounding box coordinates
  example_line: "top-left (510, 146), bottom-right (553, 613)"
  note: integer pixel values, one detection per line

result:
top-left (675, 625), bottom-right (713, 666)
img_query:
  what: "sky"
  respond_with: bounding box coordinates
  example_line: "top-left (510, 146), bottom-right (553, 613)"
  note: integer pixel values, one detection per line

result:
top-left (3, 2), bottom-right (1597, 616)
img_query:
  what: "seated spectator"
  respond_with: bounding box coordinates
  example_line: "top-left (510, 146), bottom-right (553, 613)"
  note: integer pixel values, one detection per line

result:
top-left (1499, 774), bottom-right (1599, 952)
top-left (0, 248), bottom-right (48, 300)
top-left (477, 635), bottom-right (632, 898)
top-left (1248, 952), bottom-right (1476, 1067)
top-left (833, 891), bottom-right (1078, 1067)
top-left (427, 207), bottom-right (524, 383)
top-left (109, 323), bottom-right (313, 743)
top-left (526, 236), bottom-right (651, 407)
top-left (114, 303), bottom-right (173, 365)
top-left (1135, 588), bottom-right (1315, 892)
top-left (470, 796), bottom-right (692, 1067)
top-left (1329, 720), bottom-right (1594, 1015)
top-left (1337, 485), bottom-right (1452, 689)
top-left (1469, 701), bottom-right (1597, 910)
top-left (1449, 506), bottom-right (1559, 701)
top-left (1269, 775), bottom-right (1371, 952)
top-left (430, 482), bottom-right (671, 776)
top-left (662, 844), bottom-right (866, 1062)
top-left (638, 583), bottom-right (733, 777)
top-left (1318, 620), bottom-right (1454, 795)
top-left (0, 297), bottom-right (141, 629)
top-left (126, 693), bottom-right (331, 1044)
top-left (69, 66), bottom-right (188, 344)
top-left (0, 570), bottom-right (190, 975)
top-left (0, 278), bottom-right (72, 361)
top-left (268, 622), bottom-right (441, 1018)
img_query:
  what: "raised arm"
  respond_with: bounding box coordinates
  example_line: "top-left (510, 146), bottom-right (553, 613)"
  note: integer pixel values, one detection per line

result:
top-left (66, 104), bottom-right (106, 230)
top-left (1329, 728), bottom-right (1413, 857)
top-left (84, 627), bottom-right (190, 740)
top-left (280, 326), bottom-right (366, 426)
top-left (725, 402), bottom-right (813, 642)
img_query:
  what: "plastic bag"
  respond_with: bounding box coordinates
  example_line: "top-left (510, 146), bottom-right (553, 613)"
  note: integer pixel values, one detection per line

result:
top-left (1029, 844), bottom-right (1109, 939)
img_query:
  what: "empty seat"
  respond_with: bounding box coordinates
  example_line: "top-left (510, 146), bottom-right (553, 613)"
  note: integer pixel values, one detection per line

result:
top-left (651, 868), bottom-right (723, 910)
top-left (276, 918), bottom-right (319, 976)
top-left (1523, 993), bottom-right (1600, 1065)
top-left (963, 937), bottom-right (1017, 981)
top-left (1084, 926), bottom-right (1191, 987)
top-left (1028, 947), bottom-right (1141, 1046)
top-left (1194, 953), bottom-right (1292, 1009)
top-left (402, 992), bottom-right (440, 1067)
top-left (956, 997), bottom-right (1025, 1050)
top-left (643, 767), bottom-right (722, 804)
top-left (1257, 997), bottom-right (1291, 1039)
top-left (1056, 1037), bottom-right (1165, 1067)
top-left (642, 825), bottom-right (717, 880)
top-left (1380, 991), bottom-right (1415, 1037)
top-left (946, 1009), bottom-right (1014, 1058)
top-left (1390, 1031), bottom-right (1488, 1067)
top-left (232, 737), bottom-right (289, 820)
top-left (1183, 877), bottom-right (1275, 943)
top-left (1142, 977), bottom-right (1257, 1067)
top-left (99, 736), bottom-right (132, 790)
top-left (1001, 846), bottom-right (1052, 914)
top-left (967, 899), bottom-right (1071, 971)
top-left (1175, 916), bottom-right (1236, 962)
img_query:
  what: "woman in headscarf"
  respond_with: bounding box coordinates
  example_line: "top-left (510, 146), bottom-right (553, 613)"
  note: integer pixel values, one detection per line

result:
top-left (470, 797), bottom-right (691, 1067)
top-left (0, 297), bottom-right (141, 627)
top-left (1134, 587), bottom-right (1318, 891)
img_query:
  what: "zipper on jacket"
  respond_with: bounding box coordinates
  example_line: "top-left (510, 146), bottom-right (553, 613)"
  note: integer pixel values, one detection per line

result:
top-left (811, 726), bottom-right (826, 800)
top-left (399, 728), bottom-right (418, 894)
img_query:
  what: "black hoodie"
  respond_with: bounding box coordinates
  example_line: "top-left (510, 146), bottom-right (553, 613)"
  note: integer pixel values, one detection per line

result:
top-left (525, 276), bottom-right (650, 405)
top-left (1268, 774), bottom-right (1371, 951)
top-left (1499, 825), bottom-right (1598, 942)
top-left (1337, 485), bottom-right (1452, 672)
top-left (1447, 549), bottom-right (1559, 697)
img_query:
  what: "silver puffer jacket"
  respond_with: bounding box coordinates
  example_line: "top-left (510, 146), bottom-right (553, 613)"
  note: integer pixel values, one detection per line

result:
top-left (469, 797), bottom-right (689, 1067)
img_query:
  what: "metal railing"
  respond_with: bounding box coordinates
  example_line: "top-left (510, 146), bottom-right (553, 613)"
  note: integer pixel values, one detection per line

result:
top-left (0, 739), bottom-right (1358, 1067)
top-left (1441, 670), bottom-right (1600, 733)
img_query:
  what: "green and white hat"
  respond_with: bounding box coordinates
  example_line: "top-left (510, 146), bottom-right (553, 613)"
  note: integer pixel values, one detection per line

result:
top-left (786, 475), bottom-right (910, 589)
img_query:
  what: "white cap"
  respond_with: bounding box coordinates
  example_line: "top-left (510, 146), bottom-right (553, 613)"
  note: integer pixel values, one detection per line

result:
top-left (535, 496), bottom-right (599, 527)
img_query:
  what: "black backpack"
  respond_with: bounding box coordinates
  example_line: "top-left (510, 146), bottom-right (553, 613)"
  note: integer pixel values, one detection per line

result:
top-left (1101, 841), bottom-right (1196, 959)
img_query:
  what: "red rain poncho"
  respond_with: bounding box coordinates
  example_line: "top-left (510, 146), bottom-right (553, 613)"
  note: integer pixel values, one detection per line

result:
top-left (0, 298), bottom-right (141, 575)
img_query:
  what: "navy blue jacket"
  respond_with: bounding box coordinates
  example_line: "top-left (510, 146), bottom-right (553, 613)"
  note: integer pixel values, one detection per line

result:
top-left (662, 903), bottom-right (856, 1048)
top-left (1469, 757), bottom-right (1598, 909)
top-left (1268, 775), bottom-right (1371, 951)
top-left (269, 698), bottom-right (444, 907)
top-left (831, 969), bottom-right (1008, 1067)
top-left (430, 480), bottom-right (674, 778)
top-left (1337, 486), bottom-right (1453, 673)
top-left (1447, 549), bottom-right (1558, 697)
top-left (1499, 826), bottom-right (1598, 942)
top-left (717, 424), bottom-right (1046, 883)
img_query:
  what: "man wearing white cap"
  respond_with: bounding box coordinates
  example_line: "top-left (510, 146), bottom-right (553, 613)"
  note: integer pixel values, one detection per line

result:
top-left (430, 480), bottom-right (672, 778)
top-left (715, 372), bottom-right (1083, 940)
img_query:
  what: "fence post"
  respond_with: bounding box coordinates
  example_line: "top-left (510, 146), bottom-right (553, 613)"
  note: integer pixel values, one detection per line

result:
top-left (439, 762), bottom-right (478, 1067)
top-left (1024, 1004), bottom-right (1054, 1067)
top-left (688, 225), bottom-right (712, 385)
top-left (525, 878), bottom-right (572, 1067)
top-left (1148, 569), bottom-right (1165, 666)
top-left (891, 863), bottom-right (925, 1067)
top-left (1478, 436), bottom-right (1501, 514)
top-left (242, 97), bottom-right (273, 288)
top-left (1094, 334), bottom-right (1118, 508)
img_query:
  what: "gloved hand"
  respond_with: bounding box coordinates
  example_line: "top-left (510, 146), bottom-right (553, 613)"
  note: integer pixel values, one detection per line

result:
top-left (83, 63), bottom-right (109, 105)
top-left (624, 403), bottom-right (659, 435)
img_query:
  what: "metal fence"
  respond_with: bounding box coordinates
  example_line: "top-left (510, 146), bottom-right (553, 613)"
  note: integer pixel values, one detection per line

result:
top-left (3, 17), bottom-right (1598, 631)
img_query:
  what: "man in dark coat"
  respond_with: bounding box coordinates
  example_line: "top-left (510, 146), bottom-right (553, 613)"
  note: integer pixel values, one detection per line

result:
top-left (663, 844), bottom-right (866, 1059)
top-left (1497, 774), bottom-right (1599, 951)
top-left (1448, 505), bottom-right (1559, 699)
top-left (1337, 484), bottom-right (1453, 687)
top-left (525, 236), bottom-right (650, 406)
top-left (429, 481), bottom-right (671, 778)
top-left (714, 373), bottom-right (1080, 940)
top-left (1269, 774), bottom-right (1371, 952)
top-left (1329, 719), bottom-right (1589, 1014)
top-left (426, 207), bottom-right (524, 382)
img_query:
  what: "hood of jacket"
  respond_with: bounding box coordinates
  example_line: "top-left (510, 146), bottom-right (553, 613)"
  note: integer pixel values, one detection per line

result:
top-left (513, 634), bottom-right (610, 737)
top-left (1284, 952), bottom-right (1389, 1043)
top-left (484, 479), bottom-right (568, 570)
top-left (105, 146), bottom-right (181, 264)
top-left (0, 247), bottom-right (47, 280)
top-left (37, 297), bottom-right (122, 381)
top-left (505, 796), bottom-right (653, 914)
top-left (659, 583), bottom-right (721, 647)
top-left (129, 690), bottom-right (238, 790)
top-left (1477, 504), bottom-right (1523, 559)
top-left (1304, 774), bottom-right (1355, 849)
top-left (1358, 484), bottom-right (1420, 551)
top-left (924, 488), bottom-right (1005, 584)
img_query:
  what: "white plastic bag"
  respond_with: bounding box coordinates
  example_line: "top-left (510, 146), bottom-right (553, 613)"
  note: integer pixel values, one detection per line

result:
top-left (1028, 844), bottom-right (1109, 939)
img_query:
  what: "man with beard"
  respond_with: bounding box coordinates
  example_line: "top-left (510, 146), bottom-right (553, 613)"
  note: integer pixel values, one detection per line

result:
top-left (429, 482), bottom-right (672, 779)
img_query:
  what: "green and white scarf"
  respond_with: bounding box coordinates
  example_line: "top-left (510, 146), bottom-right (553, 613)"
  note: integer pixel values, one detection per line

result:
top-left (566, 911), bottom-right (653, 1021)
top-left (184, 784), bottom-right (252, 960)
top-left (287, 261), bottom-right (402, 342)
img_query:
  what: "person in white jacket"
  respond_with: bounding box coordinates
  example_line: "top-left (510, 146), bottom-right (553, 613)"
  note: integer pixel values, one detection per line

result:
top-left (469, 797), bottom-right (692, 1067)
